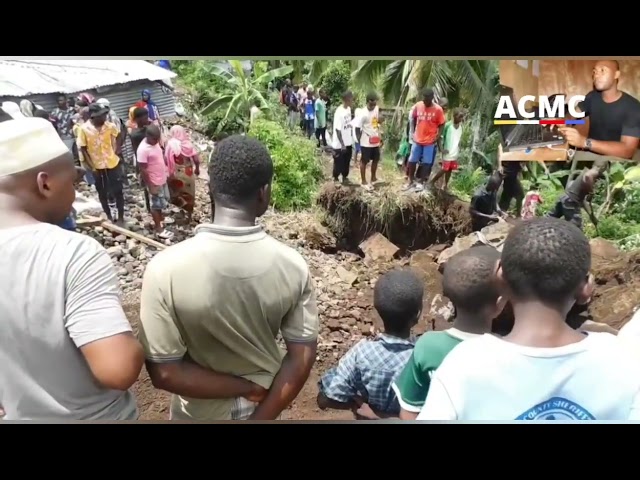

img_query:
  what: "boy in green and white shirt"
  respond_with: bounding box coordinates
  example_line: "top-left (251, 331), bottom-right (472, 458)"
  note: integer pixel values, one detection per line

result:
top-left (314, 89), bottom-right (328, 148)
top-left (392, 245), bottom-right (504, 419)
top-left (430, 108), bottom-right (465, 191)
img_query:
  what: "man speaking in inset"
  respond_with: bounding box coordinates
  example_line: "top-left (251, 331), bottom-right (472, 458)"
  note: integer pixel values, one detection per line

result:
top-left (560, 60), bottom-right (640, 162)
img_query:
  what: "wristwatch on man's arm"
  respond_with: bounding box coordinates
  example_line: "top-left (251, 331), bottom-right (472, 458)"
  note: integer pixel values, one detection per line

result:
top-left (585, 138), bottom-right (593, 150)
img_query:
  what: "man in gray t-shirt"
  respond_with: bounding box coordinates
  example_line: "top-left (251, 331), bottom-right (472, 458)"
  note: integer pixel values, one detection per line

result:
top-left (0, 118), bottom-right (144, 420)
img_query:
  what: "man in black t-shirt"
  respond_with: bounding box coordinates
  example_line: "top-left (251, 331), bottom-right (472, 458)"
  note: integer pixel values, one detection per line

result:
top-left (129, 107), bottom-right (150, 154)
top-left (469, 173), bottom-right (505, 232)
top-left (560, 60), bottom-right (640, 161)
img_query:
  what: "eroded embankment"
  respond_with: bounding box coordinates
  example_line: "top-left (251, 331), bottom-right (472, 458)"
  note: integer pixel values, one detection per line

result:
top-left (316, 183), bottom-right (471, 253)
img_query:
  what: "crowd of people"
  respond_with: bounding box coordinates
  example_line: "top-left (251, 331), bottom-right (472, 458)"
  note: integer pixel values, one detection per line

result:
top-left (1, 66), bottom-right (639, 421)
top-left (0, 90), bottom-right (202, 238)
top-left (2, 106), bottom-right (640, 421)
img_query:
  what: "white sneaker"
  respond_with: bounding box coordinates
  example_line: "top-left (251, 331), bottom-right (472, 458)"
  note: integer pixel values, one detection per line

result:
top-left (156, 229), bottom-right (174, 240)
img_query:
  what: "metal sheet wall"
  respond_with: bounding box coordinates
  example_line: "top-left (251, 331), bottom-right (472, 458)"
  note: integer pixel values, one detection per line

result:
top-left (0, 80), bottom-right (176, 161)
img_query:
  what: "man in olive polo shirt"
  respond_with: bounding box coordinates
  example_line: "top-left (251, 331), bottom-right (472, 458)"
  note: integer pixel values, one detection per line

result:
top-left (138, 135), bottom-right (319, 420)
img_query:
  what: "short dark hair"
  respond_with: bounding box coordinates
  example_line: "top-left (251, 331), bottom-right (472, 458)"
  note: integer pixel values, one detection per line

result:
top-left (422, 87), bottom-right (434, 99)
top-left (33, 109), bottom-right (50, 119)
top-left (453, 107), bottom-right (465, 117)
top-left (146, 124), bottom-right (161, 139)
top-left (443, 246), bottom-right (501, 312)
top-left (366, 91), bottom-right (378, 102)
top-left (342, 90), bottom-right (353, 100)
top-left (487, 171), bottom-right (502, 187)
top-left (501, 217), bottom-right (591, 305)
top-left (373, 269), bottom-right (424, 333)
top-left (133, 107), bottom-right (148, 120)
top-left (209, 135), bottom-right (274, 202)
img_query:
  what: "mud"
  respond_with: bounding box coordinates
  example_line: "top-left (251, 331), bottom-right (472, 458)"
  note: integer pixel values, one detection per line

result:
top-left (317, 183), bottom-right (471, 254)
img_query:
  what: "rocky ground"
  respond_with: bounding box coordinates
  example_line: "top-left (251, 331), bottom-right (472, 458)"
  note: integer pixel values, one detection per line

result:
top-left (74, 154), bottom-right (640, 420)
top-left (76, 168), bottom-right (416, 420)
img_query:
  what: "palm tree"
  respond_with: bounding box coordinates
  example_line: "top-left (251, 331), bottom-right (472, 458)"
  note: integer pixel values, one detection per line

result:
top-left (200, 60), bottom-right (293, 131)
top-left (352, 60), bottom-right (500, 165)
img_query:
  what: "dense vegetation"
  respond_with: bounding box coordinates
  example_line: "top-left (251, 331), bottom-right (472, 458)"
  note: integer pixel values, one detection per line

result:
top-left (174, 60), bottom-right (640, 248)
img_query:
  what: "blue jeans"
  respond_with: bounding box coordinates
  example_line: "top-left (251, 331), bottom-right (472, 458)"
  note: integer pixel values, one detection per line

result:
top-left (84, 168), bottom-right (95, 186)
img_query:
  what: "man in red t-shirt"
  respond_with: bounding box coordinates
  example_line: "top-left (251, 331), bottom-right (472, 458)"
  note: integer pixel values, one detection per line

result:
top-left (405, 88), bottom-right (446, 192)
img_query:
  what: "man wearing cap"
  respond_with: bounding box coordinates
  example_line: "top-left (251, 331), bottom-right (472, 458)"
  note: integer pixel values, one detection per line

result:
top-left (0, 118), bottom-right (144, 420)
top-left (77, 103), bottom-right (126, 225)
top-left (0, 102), bottom-right (25, 121)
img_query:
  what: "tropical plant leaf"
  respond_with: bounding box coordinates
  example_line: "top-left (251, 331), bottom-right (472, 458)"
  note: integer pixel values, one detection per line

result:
top-left (255, 66), bottom-right (294, 85)
top-left (200, 95), bottom-right (234, 115)
top-left (624, 165), bottom-right (640, 182)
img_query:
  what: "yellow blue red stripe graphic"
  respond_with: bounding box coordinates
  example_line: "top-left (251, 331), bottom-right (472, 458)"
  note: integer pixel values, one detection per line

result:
top-left (494, 119), bottom-right (586, 125)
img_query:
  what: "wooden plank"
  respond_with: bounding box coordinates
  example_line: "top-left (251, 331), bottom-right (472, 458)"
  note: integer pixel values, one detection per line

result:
top-left (101, 221), bottom-right (167, 250)
top-left (76, 216), bottom-right (103, 228)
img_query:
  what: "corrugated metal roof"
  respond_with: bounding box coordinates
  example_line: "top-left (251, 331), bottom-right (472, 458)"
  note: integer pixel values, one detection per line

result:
top-left (0, 80), bottom-right (176, 163)
top-left (0, 60), bottom-right (176, 97)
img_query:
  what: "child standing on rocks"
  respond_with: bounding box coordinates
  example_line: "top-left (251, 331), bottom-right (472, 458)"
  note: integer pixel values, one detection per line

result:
top-left (317, 269), bottom-right (421, 419)
top-left (136, 124), bottom-right (173, 240)
top-left (393, 246), bottom-right (504, 419)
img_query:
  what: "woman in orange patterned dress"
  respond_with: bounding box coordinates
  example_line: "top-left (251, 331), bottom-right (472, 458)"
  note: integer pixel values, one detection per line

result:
top-left (164, 125), bottom-right (201, 222)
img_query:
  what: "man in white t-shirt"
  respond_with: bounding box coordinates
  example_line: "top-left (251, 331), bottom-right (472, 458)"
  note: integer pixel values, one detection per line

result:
top-left (418, 217), bottom-right (640, 421)
top-left (0, 118), bottom-right (144, 420)
top-left (331, 91), bottom-right (354, 184)
top-left (355, 92), bottom-right (383, 191)
top-left (352, 107), bottom-right (366, 163)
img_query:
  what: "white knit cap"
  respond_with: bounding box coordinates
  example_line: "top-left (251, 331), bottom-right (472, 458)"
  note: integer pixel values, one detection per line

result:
top-left (0, 118), bottom-right (71, 177)
top-left (1, 102), bottom-right (25, 119)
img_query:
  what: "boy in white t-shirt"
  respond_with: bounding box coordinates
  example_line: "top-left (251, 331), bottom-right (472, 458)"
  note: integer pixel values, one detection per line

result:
top-left (352, 107), bottom-right (366, 163)
top-left (418, 217), bottom-right (640, 421)
top-left (355, 92), bottom-right (383, 191)
top-left (331, 91), bottom-right (354, 184)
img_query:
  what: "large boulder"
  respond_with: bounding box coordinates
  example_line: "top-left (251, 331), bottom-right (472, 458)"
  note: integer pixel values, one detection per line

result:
top-left (437, 220), bottom-right (514, 267)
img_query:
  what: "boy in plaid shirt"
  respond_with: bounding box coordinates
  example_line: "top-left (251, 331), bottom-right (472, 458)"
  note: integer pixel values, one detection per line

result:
top-left (317, 269), bottom-right (423, 419)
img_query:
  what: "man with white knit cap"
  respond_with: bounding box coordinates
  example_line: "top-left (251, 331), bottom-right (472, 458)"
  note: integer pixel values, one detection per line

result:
top-left (0, 118), bottom-right (144, 420)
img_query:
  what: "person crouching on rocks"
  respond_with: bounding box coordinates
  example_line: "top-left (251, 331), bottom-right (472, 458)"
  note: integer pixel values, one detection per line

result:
top-left (469, 172), bottom-right (506, 232)
top-left (136, 124), bottom-right (173, 240)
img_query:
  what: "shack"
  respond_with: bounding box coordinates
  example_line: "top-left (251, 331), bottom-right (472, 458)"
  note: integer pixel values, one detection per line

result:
top-left (0, 59), bottom-right (177, 161)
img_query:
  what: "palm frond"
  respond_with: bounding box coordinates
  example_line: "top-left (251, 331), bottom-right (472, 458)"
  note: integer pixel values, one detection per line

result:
top-left (353, 60), bottom-right (393, 92)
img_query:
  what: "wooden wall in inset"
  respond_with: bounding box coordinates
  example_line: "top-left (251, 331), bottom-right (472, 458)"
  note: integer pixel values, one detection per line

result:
top-left (539, 60), bottom-right (640, 99)
top-left (499, 60), bottom-right (540, 102)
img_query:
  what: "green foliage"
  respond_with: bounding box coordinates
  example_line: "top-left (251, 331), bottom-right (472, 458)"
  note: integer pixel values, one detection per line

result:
top-left (249, 119), bottom-right (323, 211)
top-left (317, 61), bottom-right (352, 113)
top-left (174, 61), bottom-right (244, 136)
top-left (449, 167), bottom-right (488, 201)
top-left (199, 61), bottom-right (293, 132)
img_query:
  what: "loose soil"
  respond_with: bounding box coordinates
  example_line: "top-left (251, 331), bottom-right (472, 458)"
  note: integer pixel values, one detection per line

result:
top-left (317, 180), bottom-right (471, 254)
